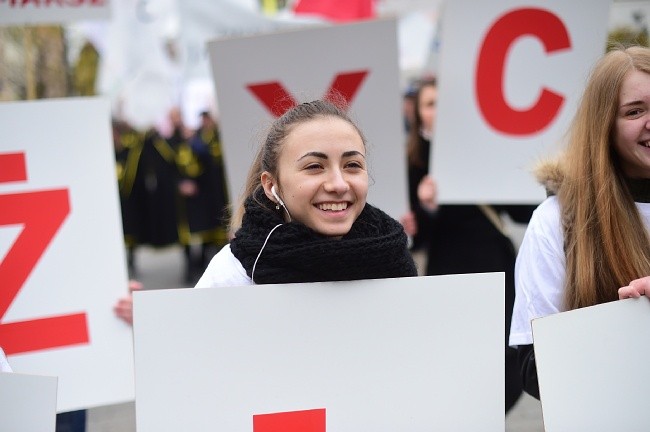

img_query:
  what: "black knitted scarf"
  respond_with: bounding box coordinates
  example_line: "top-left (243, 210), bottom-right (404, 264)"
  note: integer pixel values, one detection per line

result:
top-left (230, 192), bottom-right (418, 284)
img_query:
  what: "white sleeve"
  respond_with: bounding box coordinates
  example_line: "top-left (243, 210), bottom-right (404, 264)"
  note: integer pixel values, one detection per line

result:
top-left (194, 244), bottom-right (252, 288)
top-left (0, 347), bottom-right (12, 372)
top-left (509, 197), bottom-right (566, 346)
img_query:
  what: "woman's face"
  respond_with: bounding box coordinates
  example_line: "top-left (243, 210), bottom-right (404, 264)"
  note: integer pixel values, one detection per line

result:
top-left (418, 84), bottom-right (437, 134)
top-left (614, 69), bottom-right (650, 178)
top-left (264, 116), bottom-right (369, 238)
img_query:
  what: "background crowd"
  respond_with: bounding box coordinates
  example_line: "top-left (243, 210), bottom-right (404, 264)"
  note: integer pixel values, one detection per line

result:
top-left (113, 108), bottom-right (230, 284)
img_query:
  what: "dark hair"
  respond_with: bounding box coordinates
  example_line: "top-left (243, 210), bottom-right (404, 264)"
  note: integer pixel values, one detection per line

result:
top-left (230, 99), bottom-right (367, 231)
top-left (406, 77), bottom-right (437, 168)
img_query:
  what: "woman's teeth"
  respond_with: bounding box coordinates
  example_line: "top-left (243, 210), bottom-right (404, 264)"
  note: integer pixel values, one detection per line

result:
top-left (318, 203), bottom-right (347, 211)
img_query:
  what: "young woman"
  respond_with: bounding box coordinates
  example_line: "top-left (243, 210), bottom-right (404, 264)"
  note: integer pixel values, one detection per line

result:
top-left (509, 45), bottom-right (650, 398)
top-left (114, 99), bottom-right (417, 318)
top-left (195, 99), bottom-right (417, 287)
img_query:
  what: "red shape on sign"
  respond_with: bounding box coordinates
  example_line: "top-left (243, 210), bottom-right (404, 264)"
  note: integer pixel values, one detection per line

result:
top-left (475, 8), bottom-right (571, 136)
top-left (253, 408), bottom-right (326, 432)
top-left (323, 70), bottom-right (369, 107)
top-left (0, 153), bottom-right (88, 355)
top-left (0, 153), bottom-right (27, 184)
top-left (247, 70), bottom-right (370, 118)
top-left (246, 82), bottom-right (298, 117)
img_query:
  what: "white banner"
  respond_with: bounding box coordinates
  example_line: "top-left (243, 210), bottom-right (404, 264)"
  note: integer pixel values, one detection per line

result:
top-left (208, 18), bottom-right (408, 220)
top-left (532, 297), bottom-right (650, 431)
top-left (433, 0), bottom-right (612, 203)
top-left (0, 98), bottom-right (134, 412)
top-left (133, 273), bottom-right (505, 431)
top-left (178, 0), bottom-right (313, 82)
top-left (0, 372), bottom-right (58, 432)
top-left (0, 0), bottom-right (110, 25)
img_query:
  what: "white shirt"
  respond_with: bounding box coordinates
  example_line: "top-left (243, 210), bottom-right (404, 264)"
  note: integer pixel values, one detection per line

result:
top-left (509, 196), bottom-right (650, 346)
top-left (195, 244), bottom-right (252, 288)
top-left (0, 347), bottom-right (12, 372)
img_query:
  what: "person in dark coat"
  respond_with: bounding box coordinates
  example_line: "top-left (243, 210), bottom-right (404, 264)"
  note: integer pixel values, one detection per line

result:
top-left (113, 119), bottom-right (146, 274)
top-left (176, 111), bottom-right (230, 283)
top-left (401, 77), bottom-right (536, 413)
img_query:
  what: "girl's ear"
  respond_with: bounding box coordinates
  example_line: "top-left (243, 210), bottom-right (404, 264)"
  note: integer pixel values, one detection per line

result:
top-left (260, 171), bottom-right (276, 203)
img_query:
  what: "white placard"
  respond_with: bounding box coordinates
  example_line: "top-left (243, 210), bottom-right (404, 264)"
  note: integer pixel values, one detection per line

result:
top-left (532, 297), bottom-right (650, 431)
top-left (433, 0), bottom-right (611, 203)
top-left (0, 0), bottom-right (110, 25)
top-left (0, 372), bottom-right (58, 432)
top-left (208, 18), bottom-right (408, 220)
top-left (133, 274), bottom-right (504, 431)
top-left (0, 98), bottom-right (134, 412)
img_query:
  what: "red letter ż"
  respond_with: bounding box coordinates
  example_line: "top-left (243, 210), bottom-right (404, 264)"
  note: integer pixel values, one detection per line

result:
top-left (247, 70), bottom-right (369, 117)
top-left (475, 8), bottom-right (571, 136)
top-left (254, 408), bottom-right (326, 432)
top-left (0, 152), bottom-right (89, 355)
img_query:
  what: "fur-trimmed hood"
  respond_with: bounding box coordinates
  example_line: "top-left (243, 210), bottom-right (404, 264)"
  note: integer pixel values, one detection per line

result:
top-left (534, 159), bottom-right (565, 196)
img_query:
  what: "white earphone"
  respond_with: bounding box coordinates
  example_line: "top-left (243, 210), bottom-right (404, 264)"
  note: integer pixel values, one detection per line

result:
top-left (271, 185), bottom-right (285, 208)
top-left (271, 185), bottom-right (291, 222)
top-left (252, 185), bottom-right (291, 283)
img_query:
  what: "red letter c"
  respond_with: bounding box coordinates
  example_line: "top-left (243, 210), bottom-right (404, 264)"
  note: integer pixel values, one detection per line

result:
top-left (476, 8), bottom-right (571, 136)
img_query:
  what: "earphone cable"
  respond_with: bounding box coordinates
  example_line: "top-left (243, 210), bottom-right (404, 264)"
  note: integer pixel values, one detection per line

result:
top-left (251, 223), bottom-right (283, 284)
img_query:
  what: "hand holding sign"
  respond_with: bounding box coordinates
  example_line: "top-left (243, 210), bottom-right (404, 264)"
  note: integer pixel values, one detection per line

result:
top-left (618, 276), bottom-right (650, 300)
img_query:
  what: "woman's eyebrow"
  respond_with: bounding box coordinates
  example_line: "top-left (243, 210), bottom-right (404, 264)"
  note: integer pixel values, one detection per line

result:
top-left (620, 100), bottom-right (644, 108)
top-left (297, 150), bottom-right (366, 161)
top-left (297, 151), bottom-right (327, 161)
top-left (342, 150), bottom-right (365, 159)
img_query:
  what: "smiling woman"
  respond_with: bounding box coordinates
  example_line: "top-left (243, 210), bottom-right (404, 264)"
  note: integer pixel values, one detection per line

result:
top-left (193, 99), bottom-right (418, 287)
top-left (114, 100), bottom-right (417, 320)
top-left (510, 45), bottom-right (650, 399)
top-left (260, 115), bottom-right (368, 238)
top-left (614, 68), bottom-right (650, 178)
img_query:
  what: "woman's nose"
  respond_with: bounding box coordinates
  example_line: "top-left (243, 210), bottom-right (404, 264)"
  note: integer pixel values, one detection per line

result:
top-left (324, 169), bottom-right (350, 193)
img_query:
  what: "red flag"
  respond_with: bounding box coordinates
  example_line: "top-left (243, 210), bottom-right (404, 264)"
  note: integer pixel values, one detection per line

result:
top-left (292, 0), bottom-right (375, 22)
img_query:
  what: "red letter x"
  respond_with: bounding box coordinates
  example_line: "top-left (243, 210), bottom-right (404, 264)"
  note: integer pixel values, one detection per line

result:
top-left (247, 70), bottom-right (369, 117)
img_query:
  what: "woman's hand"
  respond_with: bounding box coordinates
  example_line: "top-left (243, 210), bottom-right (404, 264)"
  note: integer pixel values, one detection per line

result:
top-left (417, 175), bottom-right (438, 212)
top-left (114, 280), bottom-right (143, 325)
top-left (400, 211), bottom-right (418, 236)
top-left (618, 276), bottom-right (650, 299)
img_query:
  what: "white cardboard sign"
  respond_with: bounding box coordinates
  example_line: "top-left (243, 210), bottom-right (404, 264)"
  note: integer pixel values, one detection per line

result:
top-left (433, 0), bottom-right (611, 203)
top-left (208, 18), bottom-right (408, 220)
top-left (0, 372), bottom-right (58, 432)
top-left (532, 297), bottom-right (650, 431)
top-left (0, 98), bottom-right (134, 412)
top-left (133, 273), bottom-right (504, 431)
top-left (0, 0), bottom-right (110, 25)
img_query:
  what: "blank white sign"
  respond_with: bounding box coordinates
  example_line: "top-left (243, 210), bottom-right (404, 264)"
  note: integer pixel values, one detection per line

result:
top-left (532, 297), bottom-right (650, 431)
top-left (133, 273), bottom-right (505, 432)
top-left (0, 372), bottom-right (57, 432)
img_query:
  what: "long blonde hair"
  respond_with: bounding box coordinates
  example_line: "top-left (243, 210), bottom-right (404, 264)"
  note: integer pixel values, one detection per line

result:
top-left (559, 45), bottom-right (650, 309)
